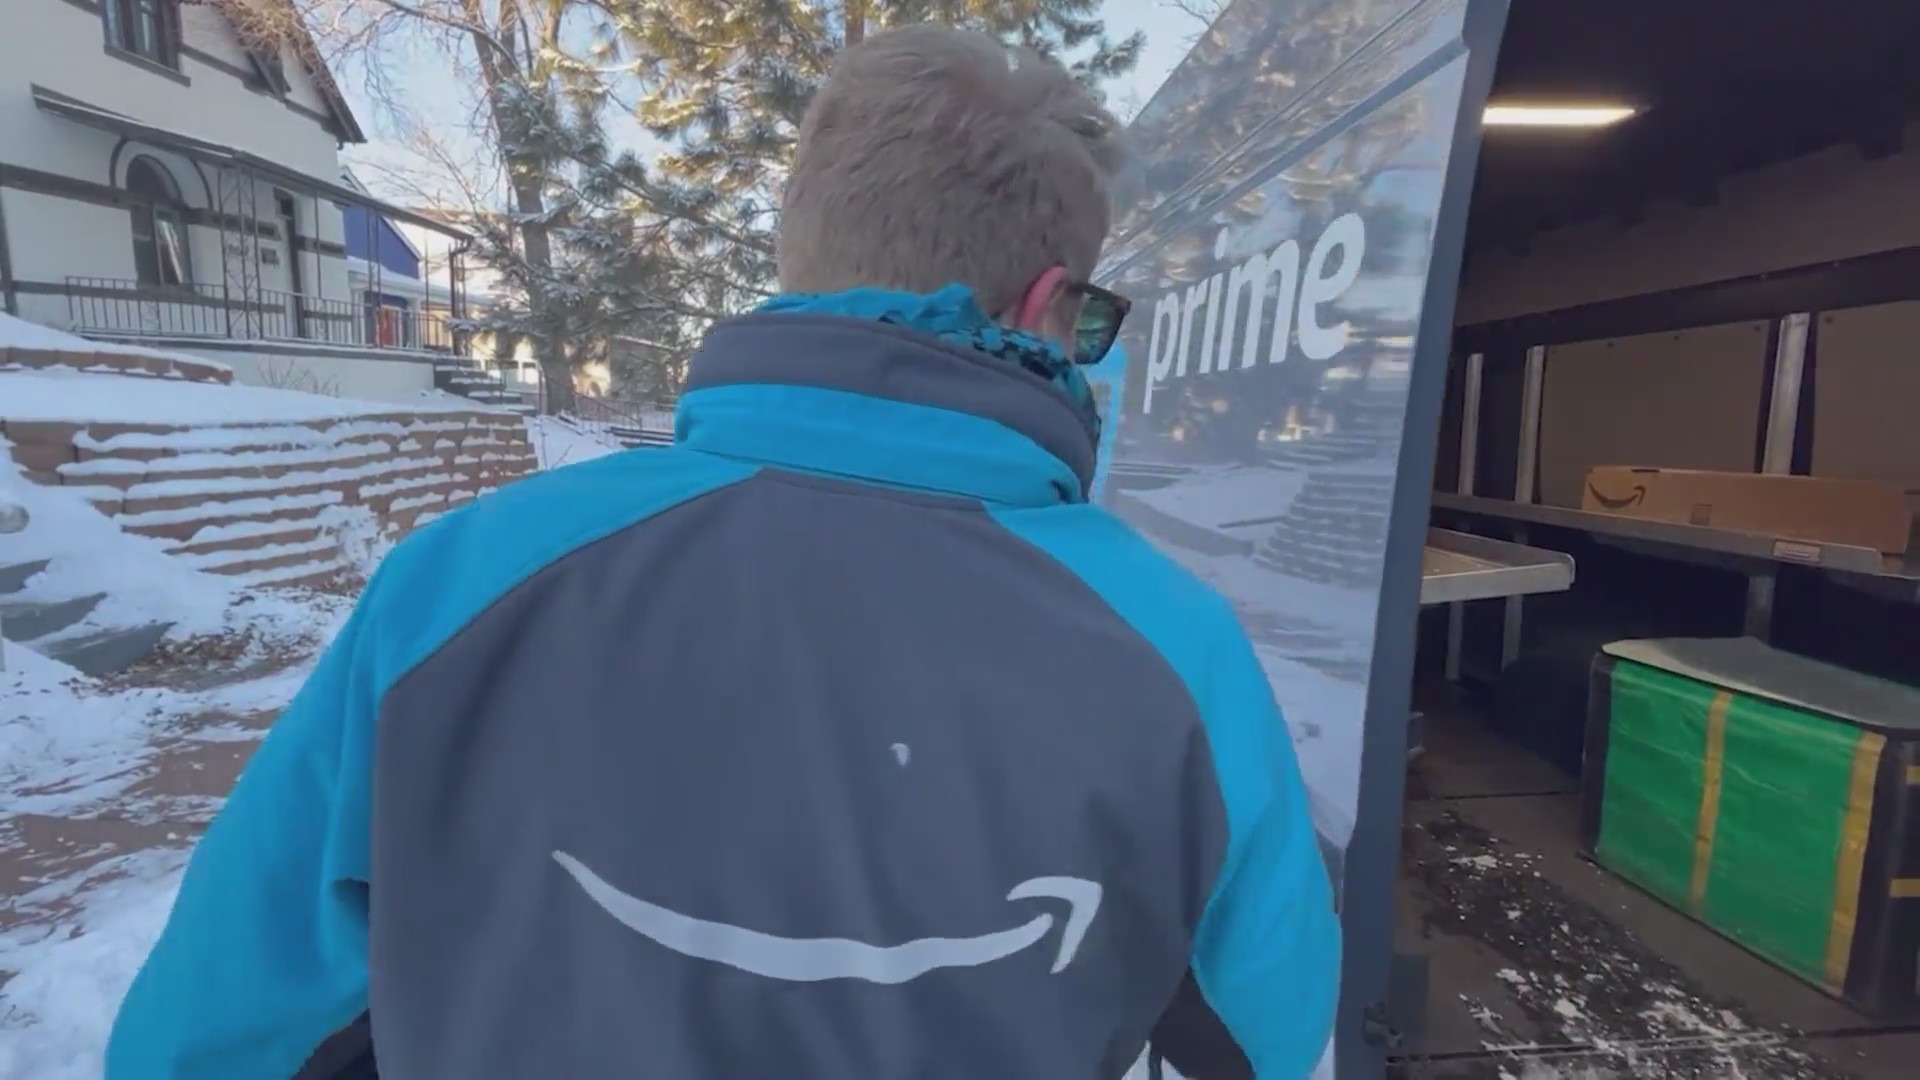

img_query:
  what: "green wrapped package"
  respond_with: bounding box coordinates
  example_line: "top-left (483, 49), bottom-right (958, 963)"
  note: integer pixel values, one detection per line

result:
top-left (1581, 637), bottom-right (1920, 1017)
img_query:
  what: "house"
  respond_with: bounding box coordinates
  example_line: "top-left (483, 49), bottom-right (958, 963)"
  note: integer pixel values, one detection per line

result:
top-left (0, 0), bottom-right (473, 402)
top-left (340, 173), bottom-right (457, 355)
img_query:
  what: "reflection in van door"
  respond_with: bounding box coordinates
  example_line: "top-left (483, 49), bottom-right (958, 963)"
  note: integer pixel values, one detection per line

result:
top-left (1099, 0), bottom-right (1509, 1075)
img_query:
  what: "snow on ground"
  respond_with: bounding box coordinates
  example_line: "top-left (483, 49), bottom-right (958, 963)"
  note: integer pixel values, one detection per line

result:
top-left (528, 414), bottom-right (628, 469)
top-left (1, 367), bottom-right (494, 424)
top-left (0, 626), bottom-right (336, 1078)
top-left (0, 847), bottom-right (189, 1080)
top-left (0, 391), bottom-right (594, 1073)
top-left (0, 314), bottom-right (137, 358)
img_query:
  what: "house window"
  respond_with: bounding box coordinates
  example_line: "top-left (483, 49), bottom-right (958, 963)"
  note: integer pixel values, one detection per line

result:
top-left (104, 1), bottom-right (181, 68)
top-left (126, 156), bottom-right (191, 287)
top-left (248, 47), bottom-right (290, 94)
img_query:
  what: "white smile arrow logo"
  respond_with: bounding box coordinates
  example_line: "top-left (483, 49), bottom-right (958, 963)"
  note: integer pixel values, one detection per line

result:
top-left (553, 850), bottom-right (1102, 984)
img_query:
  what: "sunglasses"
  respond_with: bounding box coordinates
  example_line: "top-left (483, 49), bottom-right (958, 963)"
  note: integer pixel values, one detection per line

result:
top-left (1066, 281), bottom-right (1131, 365)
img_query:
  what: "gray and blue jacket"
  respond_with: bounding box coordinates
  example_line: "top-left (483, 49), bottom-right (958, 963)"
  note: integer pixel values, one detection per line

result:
top-left (107, 287), bottom-right (1339, 1079)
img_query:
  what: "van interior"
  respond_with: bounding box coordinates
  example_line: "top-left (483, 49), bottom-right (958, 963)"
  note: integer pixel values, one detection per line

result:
top-left (1397, 1), bottom-right (1920, 1076)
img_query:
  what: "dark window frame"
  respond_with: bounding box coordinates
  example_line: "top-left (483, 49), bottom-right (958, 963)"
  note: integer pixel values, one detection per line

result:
top-left (246, 44), bottom-right (291, 96)
top-left (125, 155), bottom-right (193, 289)
top-left (102, 0), bottom-right (182, 72)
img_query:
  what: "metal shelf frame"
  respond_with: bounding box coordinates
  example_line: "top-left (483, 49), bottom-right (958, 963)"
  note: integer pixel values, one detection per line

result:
top-left (1430, 492), bottom-right (1919, 583)
top-left (1437, 310), bottom-right (1920, 676)
top-left (1420, 527), bottom-right (1575, 606)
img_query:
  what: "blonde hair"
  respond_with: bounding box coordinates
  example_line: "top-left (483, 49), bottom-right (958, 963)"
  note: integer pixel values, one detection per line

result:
top-left (778, 23), bottom-right (1124, 314)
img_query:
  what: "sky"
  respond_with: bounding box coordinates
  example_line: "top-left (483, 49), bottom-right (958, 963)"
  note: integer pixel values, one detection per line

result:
top-left (335, 0), bottom-right (1217, 207)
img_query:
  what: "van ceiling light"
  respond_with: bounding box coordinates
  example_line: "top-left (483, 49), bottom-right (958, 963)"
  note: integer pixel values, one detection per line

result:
top-left (1483, 104), bottom-right (1637, 129)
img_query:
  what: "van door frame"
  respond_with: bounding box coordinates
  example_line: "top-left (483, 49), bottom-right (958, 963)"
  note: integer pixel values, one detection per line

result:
top-left (1339, 0), bottom-right (1510, 1072)
top-left (1095, 0), bottom-right (1513, 1073)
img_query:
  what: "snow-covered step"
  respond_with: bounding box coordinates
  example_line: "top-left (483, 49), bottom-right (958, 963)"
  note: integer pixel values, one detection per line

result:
top-left (32, 621), bottom-right (174, 677)
top-left (58, 440), bottom-right (392, 488)
top-left (180, 534), bottom-right (341, 578)
top-left (230, 552), bottom-right (352, 592)
top-left (0, 592), bottom-right (105, 642)
top-left (73, 419), bottom-right (411, 462)
top-left (0, 559), bottom-right (50, 596)
top-left (113, 457), bottom-right (457, 517)
top-left (115, 489), bottom-right (345, 542)
top-left (168, 517), bottom-right (328, 562)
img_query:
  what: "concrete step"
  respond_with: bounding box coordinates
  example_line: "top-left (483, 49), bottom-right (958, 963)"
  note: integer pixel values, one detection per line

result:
top-left (117, 490), bottom-right (345, 543)
top-left (0, 592), bottom-right (107, 642)
top-left (168, 520), bottom-right (325, 560)
top-left (60, 442), bottom-right (391, 489)
top-left (112, 458), bottom-right (451, 518)
top-left (0, 559), bottom-right (50, 596)
top-left (69, 420), bottom-right (413, 464)
top-left (234, 554), bottom-right (352, 593)
top-left (38, 621), bottom-right (173, 676)
top-left (188, 536), bottom-right (342, 579)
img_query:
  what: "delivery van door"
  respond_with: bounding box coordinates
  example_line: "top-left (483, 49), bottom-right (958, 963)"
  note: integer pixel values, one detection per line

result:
top-left (1095, 0), bottom-right (1510, 1075)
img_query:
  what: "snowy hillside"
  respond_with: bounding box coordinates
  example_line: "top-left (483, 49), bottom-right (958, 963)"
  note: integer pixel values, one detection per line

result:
top-left (0, 356), bottom-right (557, 1076)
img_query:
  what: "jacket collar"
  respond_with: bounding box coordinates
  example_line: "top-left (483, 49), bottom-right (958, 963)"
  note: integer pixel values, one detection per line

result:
top-left (675, 312), bottom-right (1097, 507)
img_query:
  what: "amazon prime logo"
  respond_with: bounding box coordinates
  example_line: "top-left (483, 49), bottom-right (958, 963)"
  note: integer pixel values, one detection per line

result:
top-left (554, 851), bottom-right (1102, 984)
top-left (1142, 213), bottom-right (1367, 414)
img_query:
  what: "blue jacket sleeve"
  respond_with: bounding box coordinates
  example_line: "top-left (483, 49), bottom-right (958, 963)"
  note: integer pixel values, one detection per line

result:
top-left (106, 601), bottom-right (378, 1079)
top-left (1190, 624), bottom-right (1341, 1079)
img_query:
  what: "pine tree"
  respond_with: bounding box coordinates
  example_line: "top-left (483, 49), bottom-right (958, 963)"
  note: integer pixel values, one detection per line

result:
top-left (296, 0), bottom-right (1143, 408)
top-left (451, 78), bottom-right (716, 412)
top-left (592, 0), bottom-right (1145, 306)
top-left (293, 0), bottom-right (739, 411)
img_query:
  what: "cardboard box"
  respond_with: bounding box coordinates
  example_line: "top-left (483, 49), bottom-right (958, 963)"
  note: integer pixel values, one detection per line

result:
top-left (1581, 466), bottom-right (1916, 554)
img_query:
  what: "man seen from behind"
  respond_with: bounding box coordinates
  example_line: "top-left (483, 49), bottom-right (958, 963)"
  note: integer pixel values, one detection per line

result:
top-left (108, 23), bottom-right (1339, 1079)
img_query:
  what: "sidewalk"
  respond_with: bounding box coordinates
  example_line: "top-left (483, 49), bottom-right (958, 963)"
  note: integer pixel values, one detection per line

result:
top-left (0, 631), bottom-right (319, 1080)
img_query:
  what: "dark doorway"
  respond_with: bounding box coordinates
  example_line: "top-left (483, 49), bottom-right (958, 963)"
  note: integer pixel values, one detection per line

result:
top-left (275, 190), bottom-right (307, 339)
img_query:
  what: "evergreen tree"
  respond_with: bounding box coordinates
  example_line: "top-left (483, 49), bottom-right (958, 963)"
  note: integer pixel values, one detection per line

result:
top-left (456, 79), bottom-right (723, 410)
top-left (296, 0), bottom-right (1144, 408)
top-left (594, 0), bottom-right (1145, 306)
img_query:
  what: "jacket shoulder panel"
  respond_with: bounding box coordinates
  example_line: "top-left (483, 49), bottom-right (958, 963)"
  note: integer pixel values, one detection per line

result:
top-left (361, 446), bottom-right (759, 698)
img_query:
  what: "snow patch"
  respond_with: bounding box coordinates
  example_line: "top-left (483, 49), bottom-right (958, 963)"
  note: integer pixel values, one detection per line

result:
top-left (0, 851), bottom-right (187, 1080)
top-left (0, 368), bottom-right (488, 425)
top-left (1, 441), bottom-right (240, 639)
top-left (529, 415), bottom-right (625, 470)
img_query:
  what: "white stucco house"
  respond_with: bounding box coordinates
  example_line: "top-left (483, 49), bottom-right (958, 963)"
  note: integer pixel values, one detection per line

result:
top-left (0, 0), bottom-right (478, 402)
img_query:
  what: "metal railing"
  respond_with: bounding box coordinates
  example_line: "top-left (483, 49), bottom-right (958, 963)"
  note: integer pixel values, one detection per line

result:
top-left (0, 498), bottom-right (27, 675)
top-left (520, 362), bottom-right (676, 428)
top-left (565, 389), bottom-right (675, 433)
top-left (63, 277), bottom-right (456, 353)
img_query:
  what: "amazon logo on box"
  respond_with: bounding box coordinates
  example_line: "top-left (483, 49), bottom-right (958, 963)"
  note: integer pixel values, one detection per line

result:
top-left (1582, 465), bottom-right (1916, 555)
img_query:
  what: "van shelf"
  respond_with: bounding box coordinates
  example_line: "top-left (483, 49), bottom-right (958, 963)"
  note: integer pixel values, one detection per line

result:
top-left (1421, 527), bottom-right (1575, 606)
top-left (1430, 493), bottom-right (1920, 597)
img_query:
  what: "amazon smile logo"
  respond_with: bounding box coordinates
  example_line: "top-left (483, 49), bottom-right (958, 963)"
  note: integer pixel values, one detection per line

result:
top-left (553, 851), bottom-right (1102, 984)
top-left (1586, 482), bottom-right (1647, 510)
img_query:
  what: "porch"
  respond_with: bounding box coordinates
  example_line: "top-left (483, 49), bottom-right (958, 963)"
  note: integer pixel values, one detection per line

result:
top-left (59, 276), bottom-right (457, 354)
top-left (1, 86), bottom-right (479, 396)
